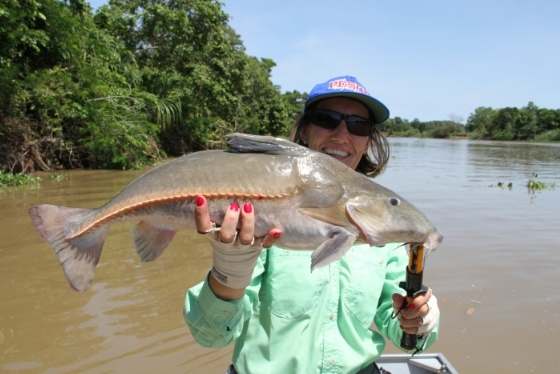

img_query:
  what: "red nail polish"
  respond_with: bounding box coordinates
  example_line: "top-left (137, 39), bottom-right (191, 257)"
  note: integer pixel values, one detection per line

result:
top-left (196, 196), bottom-right (204, 207)
top-left (407, 304), bottom-right (416, 311)
top-left (273, 231), bottom-right (281, 239)
top-left (230, 203), bottom-right (239, 211)
top-left (243, 203), bottom-right (252, 213)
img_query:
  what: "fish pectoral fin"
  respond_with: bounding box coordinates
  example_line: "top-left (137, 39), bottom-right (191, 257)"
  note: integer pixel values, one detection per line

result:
top-left (346, 203), bottom-right (382, 247)
top-left (310, 229), bottom-right (357, 271)
top-left (226, 133), bottom-right (308, 155)
top-left (298, 206), bottom-right (348, 227)
top-left (132, 221), bottom-right (177, 263)
top-left (28, 204), bottom-right (106, 294)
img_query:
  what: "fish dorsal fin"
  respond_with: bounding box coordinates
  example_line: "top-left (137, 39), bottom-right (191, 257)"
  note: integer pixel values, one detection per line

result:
top-left (226, 133), bottom-right (308, 155)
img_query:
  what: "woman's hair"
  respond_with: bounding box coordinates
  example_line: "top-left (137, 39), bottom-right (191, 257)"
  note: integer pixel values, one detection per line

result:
top-left (289, 101), bottom-right (390, 177)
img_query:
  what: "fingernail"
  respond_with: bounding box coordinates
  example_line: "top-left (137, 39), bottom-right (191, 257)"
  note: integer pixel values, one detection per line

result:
top-left (230, 203), bottom-right (239, 212)
top-left (407, 304), bottom-right (416, 311)
top-left (196, 196), bottom-right (204, 207)
top-left (273, 231), bottom-right (281, 239)
top-left (243, 203), bottom-right (252, 213)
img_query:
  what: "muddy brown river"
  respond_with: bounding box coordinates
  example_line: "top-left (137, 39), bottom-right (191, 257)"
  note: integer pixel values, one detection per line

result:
top-left (1, 138), bottom-right (559, 373)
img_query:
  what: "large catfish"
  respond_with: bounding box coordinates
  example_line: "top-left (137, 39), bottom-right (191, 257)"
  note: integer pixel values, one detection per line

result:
top-left (29, 133), bottom-right (443, 293)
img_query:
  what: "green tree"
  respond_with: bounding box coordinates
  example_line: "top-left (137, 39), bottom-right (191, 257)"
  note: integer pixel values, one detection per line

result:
top-left (410, 118), bottom-right (425, 133)
top-left (0, 0), bottom-right (164, 171)
top-left (465, 106), bottom-right (494, 138)
top-left (514, 102), bottom-right (539, 140)
top-left (489, 107), bottom-right (518, 140)
top-left (282, 90), bottom-right (308, 122)
top-left (2, 0), bottom-right (293, 172)
top-left (95, 0), bottom-right (292, 154)
top-left (537, 108), bottom-right (560, 131)
top-left (429, 123), bottom-right (465, 139)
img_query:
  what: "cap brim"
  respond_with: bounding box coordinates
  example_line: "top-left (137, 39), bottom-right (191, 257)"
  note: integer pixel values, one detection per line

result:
top-left (306, 93), bottom-right (390, 124)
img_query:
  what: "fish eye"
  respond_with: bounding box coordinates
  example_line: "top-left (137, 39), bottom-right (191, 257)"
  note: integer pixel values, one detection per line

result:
top-left (390, 197), bottom-right (400, 206)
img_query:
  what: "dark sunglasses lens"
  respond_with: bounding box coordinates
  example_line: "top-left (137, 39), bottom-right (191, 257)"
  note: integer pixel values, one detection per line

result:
top-left (308, 111), bottom-right (340, 129)
top-left (307, 110), bottom-right (374, 136)
top-left (346, 118), bottom-right (374, 136)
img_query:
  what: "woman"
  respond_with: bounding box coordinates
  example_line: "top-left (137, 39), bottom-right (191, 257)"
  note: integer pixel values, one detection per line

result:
top-left (184, 76), bottom-right (440, 374)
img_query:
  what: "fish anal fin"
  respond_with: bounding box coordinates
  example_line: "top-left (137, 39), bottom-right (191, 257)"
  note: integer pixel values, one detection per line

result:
top-left (29, 204), bottom-right (107, 293)
top-left (298, 206), bottom-right (349, 227)
top-left (311, 229), bottom-right (357, 270)
top-left (132, 221), bottom-right (177, 263)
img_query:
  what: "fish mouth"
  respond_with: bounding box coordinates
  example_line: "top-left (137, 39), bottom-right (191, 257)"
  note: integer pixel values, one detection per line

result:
top-left (423, 230), bottom-right (444, 253)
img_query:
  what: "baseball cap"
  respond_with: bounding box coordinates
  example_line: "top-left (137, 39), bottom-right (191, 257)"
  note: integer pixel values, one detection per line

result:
top-left (304, 76), bottom-right (390, 124)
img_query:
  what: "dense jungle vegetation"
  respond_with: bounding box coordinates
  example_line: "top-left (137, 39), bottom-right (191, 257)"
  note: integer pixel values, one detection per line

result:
top-left (1, 0), bottom-right (559, 175)
top-left (0, 0), bottom-right (306, 172)
top-left (380, 103), bottom-right (560, 142)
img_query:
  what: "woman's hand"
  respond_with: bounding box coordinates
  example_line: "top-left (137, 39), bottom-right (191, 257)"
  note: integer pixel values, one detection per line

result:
top-left (392, 288), bottom-right (439, 337)
top-left (195, 196), bottom-right (281, 300)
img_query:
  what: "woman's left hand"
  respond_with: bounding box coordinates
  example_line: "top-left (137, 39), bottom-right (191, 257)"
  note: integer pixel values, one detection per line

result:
top-left (392, 288), bottom-right (439, 336)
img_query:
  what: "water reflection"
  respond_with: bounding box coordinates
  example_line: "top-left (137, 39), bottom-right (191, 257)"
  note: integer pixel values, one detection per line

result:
top-left (1, 139), bottom-right (559, 373)
top-left (467, 142), bottom-right (560, 184)
top-left (1, 170), bottom-right (228, 373)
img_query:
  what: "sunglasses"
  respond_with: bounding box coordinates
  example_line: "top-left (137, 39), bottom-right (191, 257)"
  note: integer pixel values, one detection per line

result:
top-left (305, 109), bottom-right (376, 137)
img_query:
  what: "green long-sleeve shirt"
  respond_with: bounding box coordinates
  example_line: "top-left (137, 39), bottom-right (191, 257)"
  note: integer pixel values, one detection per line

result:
top-left (184, 243), bottom-right (438, 374)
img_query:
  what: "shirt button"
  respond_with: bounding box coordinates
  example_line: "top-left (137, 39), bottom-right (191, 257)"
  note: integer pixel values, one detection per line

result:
top-left (329, 313), bottom-right (334, 320)
top-left (378, 258), bottom-right (384, 265)
top-left (328, 358), bottom-right (334, 365)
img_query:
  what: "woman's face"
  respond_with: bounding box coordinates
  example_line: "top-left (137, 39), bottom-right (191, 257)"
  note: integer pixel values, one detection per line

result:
top-left (300, 97), bottom-right (371, 170)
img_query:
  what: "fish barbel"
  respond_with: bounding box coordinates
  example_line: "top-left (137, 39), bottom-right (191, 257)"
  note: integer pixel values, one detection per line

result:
top-left (29, 133), bottom-right (443, 293)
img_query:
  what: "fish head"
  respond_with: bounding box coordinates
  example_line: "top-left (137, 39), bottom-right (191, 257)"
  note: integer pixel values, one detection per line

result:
top-left (345, 193), bottom-right (443, 254)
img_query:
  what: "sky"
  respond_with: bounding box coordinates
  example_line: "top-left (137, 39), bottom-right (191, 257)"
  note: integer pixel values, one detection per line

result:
top-left (88, 0), bottom-right (560, 123)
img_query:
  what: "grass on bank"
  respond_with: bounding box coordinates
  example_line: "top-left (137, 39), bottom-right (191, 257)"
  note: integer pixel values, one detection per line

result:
top-left (0, 171), bottom-right (67, 187)
top-left (0, 171), bottom-right (41, 187)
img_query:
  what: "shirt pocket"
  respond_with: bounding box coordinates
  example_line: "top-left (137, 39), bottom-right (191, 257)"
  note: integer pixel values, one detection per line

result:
top-left (342, 247), bottom-right (387, 327)
top-left (261, 249), bottom-right (326, 319)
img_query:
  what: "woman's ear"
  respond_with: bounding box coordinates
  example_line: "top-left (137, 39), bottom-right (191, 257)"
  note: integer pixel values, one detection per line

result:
top-left (300, 126), bottom-right (308, 144)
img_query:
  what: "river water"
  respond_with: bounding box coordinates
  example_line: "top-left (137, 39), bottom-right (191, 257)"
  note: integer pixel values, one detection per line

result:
top-left (1, 138), bottom-right (559, 373)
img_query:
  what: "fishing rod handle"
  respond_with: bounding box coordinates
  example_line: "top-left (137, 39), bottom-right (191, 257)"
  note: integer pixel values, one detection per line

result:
top-left (399, 271), bottom-right (429, 351)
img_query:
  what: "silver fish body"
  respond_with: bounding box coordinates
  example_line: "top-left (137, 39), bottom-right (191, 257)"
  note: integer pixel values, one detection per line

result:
top-left (29, 133), bottom-right (443, 293)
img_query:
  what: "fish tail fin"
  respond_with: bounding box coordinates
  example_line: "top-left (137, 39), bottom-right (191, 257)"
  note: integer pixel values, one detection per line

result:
top-left (131, 221), bottom-right (177, 262)
top-left (28, 204), bottom-right (108, 293)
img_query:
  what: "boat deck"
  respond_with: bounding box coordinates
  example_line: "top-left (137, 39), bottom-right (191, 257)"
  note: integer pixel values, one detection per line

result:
top-left (376, 353), bottom-right (458, 373)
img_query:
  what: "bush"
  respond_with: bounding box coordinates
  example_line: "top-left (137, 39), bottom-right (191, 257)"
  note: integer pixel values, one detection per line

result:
top-left (387, 128), bottom-right (421, 137)
top-left (0, 170), bottom-right (41, 186)
top-left (82, 115), bottom-right (163, 169)
top-left (532, 129), bottom-right (560, 142)
top-left (430, 124), bottom-right (466, 139)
